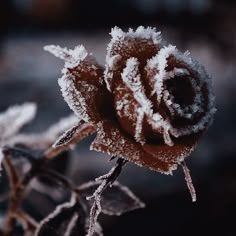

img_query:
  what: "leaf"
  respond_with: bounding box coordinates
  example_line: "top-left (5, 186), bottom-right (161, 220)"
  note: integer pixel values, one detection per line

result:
top-left (35, 195), bottom-right (84, 236)
top-left (0, 103), bottom-right (37, 142)
top-left (8, 114), bottom-right (79, 150)
top-left (53, 120), bottom-right (85, 147)
top-left (44, 122), bottom-right (96, 160)
top-left (35, 194), bottom-right (103, 236)
top-left (78, 181), bottom-right (145, 216)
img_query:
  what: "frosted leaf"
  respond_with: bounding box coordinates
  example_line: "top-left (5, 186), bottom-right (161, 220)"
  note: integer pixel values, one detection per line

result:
top-left (181, 161), bottom-right (196, 202)
top-left (53, 122), bottom-right (83, 147)
top-left (79, 181), bottom-right (145, 216)
top-left (84, 158), bottom-right (127, 236)
top-left (0, 103), bottom-right (36, 141)
top-left (43, 114), bottom-right (79, 141)
top-left (8, 114), bottom-right (79, 149)
top-left (35, 194), bottom-right (91, 236)
top-left (52, 121), bottom-right (96, 148)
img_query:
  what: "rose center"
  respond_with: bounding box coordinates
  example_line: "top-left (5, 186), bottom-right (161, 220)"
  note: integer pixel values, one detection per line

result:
top-left (166, 76), bottom-right (195, 106)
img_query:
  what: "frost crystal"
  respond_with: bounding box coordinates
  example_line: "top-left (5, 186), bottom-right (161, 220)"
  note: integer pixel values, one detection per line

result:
top-left (0, 103), bottom-right (36, 143)
top-left (9, 114), bottom-right (79, 149)
top-left (45, 26), bottom-right (216, 178)
top-left (146, 44), bottom-right (216, 138)
top-left (44, 45), bottom-right (88, 69)
top-left (181, 162), bottom-right (196, 202)
top-left (58, 74), bottom-right (90, 122)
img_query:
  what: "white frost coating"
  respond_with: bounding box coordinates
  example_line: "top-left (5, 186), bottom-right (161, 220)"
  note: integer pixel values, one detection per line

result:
top-left (119, 58), bottom-right (174, 146)
top-left (64, 213), bottom-right (78, 236)
top-left (134, 108), bottom-right (145, 144)
top-left (122, 58), bottom-right (152, 114)
top-left (0, 103), bottom-right (36, 140)
top-left (44, 114), bottom-right (79, 141)
top-left (90, 123), bottom-right (178, 175)
top-left (147, 45), bottom-right (177, 101)
top-left (44, 44), bottom-right (88, 68)
top-left (146, 44), bottom-right (216, 138)
top-left (8, 114), bottom-right (78, 149)
top-left (35, 194), bottom-right (77, 235)
top-left (105, 26), bottom-right (162, 92)
top-left (181, 161), bottom-right (196, 202)
top-left (107, 54), bottom-right (121, 69)
top-left (58, 74), bottom-right (90, 122)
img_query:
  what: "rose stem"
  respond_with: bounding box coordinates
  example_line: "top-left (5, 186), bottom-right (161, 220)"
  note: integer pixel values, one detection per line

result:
top-left (87, 158), bottom-right (128, 236)
top-left (2, 155), bottom-right (24, 236)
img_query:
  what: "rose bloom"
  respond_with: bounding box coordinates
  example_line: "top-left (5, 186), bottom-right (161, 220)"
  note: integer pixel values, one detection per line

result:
top-left (45, 27), bottom-right (216, 174)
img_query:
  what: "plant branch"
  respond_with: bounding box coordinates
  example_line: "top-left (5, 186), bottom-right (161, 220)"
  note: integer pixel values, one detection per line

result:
top-left (2, 155), bottom-right (22, 236)
top-left (86, 158), bottom-right (128, 236)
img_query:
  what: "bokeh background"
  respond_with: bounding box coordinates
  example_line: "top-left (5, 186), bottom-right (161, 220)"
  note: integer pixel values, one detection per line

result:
top-left (0, 0), bottom-right (235, 235)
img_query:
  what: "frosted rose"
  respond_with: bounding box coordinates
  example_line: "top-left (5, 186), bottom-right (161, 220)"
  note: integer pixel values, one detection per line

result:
top-left (45, 27), bottom-right (216, 174)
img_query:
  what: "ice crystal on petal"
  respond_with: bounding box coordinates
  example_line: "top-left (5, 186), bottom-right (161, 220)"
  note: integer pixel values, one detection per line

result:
top-left (146, 44), bottom-right (216, 138)
top-left (58, 74), bottom-right (90, 122)
top-left (105, 26), bottom-right (162, 92)
top-left (44, 45), bottom-right (88, 68)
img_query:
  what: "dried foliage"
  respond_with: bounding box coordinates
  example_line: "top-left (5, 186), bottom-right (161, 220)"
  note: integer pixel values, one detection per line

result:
top-left (0, 26), bottom-right (216, 235)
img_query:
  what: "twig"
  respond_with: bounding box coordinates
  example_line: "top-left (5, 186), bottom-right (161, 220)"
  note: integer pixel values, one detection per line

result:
top-left (2, 146), bottom-right (34, 163)
top-left (86, 158), bottom-right (128, 236)
top-left (14, 210), bottom-right (38, 233)
top-left (2, 155), bottom-right (22, 236)
top-left (2, 155), bottom-right (41, 235)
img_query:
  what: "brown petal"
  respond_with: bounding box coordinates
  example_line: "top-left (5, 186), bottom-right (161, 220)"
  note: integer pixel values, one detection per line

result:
top-left (142, 132), bottom-right (202, 164)
top-left (90, 120), bottom-right (177, 174)
top-left (105, 27), bottom-right (161, 92)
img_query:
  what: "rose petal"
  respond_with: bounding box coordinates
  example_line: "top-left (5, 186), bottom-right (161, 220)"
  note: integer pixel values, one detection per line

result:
top-left (90, 120), bottom-right (177, 174)
top-left (105, 26), bottom-right (161, 92)
top-left (142, 132), bottom-right (202, 164)
top-left (114, 57), bottom-right (155, 143)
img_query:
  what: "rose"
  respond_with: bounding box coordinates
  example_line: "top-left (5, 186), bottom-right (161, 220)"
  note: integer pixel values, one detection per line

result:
top-left (45, 26), bottom-right (216, 174)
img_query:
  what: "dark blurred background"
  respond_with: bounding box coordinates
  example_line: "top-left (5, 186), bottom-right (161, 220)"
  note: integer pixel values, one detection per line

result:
top-left (0, 0), bottom-right (235, 235)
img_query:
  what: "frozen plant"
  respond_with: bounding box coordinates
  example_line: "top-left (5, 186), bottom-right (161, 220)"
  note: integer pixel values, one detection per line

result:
top-left (45, 26), bottom-right (216, 235)
top-left (0, 104), bottom-right (144, 236)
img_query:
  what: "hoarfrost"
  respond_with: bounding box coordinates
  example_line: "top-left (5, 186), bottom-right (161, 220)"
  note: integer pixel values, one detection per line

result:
top-left (44, 45), bottom-right (88, 69)
top-left (146, 44), bottom-right (216, 138)
top-left (181, 161), bottom-right (196, 202)
top-left (58, 74), bottom-right (90, 122)
top-left (9, 114), bottom-right (79, 149)
top-left (79, 181), bottom-right (145, 216)
top-left (0, 103), bottom-right (37, 146)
